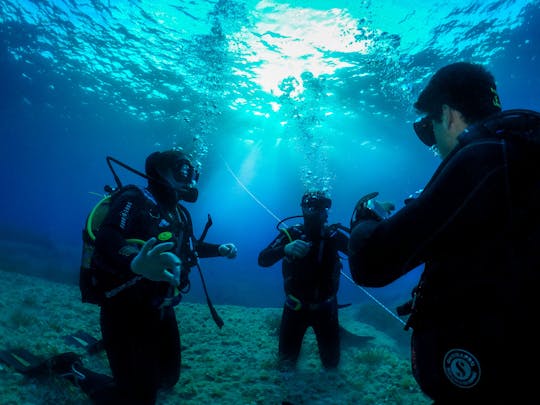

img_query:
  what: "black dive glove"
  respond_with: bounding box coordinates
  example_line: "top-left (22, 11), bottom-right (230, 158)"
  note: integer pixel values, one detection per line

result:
top-left (350, 192), bottom-right (395, 229)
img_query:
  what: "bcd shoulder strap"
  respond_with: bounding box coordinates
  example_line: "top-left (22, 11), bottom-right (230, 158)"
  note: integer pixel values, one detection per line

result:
top-left (464, 109), bottom-right (540, 145)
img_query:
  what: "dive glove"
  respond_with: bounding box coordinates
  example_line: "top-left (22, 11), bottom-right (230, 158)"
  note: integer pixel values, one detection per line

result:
top-left (350, 192), bottom-right (395, 229)
top-left (130, 237), bottom-right (181, 287)
top-left (219, 243), bottom-right (238, 258)
top-left (284, 239), bottom-right (311, 259)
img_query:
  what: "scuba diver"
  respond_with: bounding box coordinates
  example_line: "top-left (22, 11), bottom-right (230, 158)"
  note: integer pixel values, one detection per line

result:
top-left (48, 149), bottom-right (237, 404)
top-left (258, 191), bottom-right (349, 370)
top-left (348, 62), bottom-right (540, 404)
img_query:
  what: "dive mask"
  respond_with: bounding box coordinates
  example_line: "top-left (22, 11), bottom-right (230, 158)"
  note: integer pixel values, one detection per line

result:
top-left (413, 115), bottom-right (436, 147)
top-left (173, 159), bottom-right (199, 187)
top-left (157, 159), bottom-right (199, 203)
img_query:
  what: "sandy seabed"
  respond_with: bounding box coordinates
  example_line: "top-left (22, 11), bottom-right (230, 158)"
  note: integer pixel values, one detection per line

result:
top-left (0, 270), bottom-right (430, 405)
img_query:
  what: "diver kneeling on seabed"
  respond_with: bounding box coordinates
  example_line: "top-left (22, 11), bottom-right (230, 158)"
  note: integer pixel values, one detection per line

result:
top-left (0, 149), bottom-right (238, 405)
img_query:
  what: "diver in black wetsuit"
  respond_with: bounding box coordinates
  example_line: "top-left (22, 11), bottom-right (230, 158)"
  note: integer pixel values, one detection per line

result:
top-left (258, 191), bottom-right (349, 370)
top-left (70, 149), bottom-right (237, 405)
top-left (348, 62), bottom-right (540, 404)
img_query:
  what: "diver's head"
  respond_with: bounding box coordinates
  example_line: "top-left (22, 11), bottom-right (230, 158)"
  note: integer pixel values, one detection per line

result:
top-left (301, 191), bottom-right (331, 237)
top-left (413, 62), bottom-right (502, 150)
top-left (145, 149), bottom-right (199, 204)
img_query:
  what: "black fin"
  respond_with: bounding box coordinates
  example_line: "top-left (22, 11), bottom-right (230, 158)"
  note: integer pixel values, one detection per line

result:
top-left (63, 330), bottom-right (104, 354)
top-left (0, 348), bottom-right (46, 375)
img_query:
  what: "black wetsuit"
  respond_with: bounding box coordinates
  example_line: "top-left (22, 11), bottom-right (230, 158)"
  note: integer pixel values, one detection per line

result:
top-left (349, 110), bottom-right (540, 404)
top-left (258, 223), bottom-right (349, 369)
top-left (81, 185), bottom-right (221, 405)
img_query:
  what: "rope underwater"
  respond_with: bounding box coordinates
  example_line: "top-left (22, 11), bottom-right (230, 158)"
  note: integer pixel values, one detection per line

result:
top-left (221, 155), bottom-right (406, 326)
top-left (221, 156), bottom-right (281, 223)
top-left (341, 273), bottom-right (405, 326)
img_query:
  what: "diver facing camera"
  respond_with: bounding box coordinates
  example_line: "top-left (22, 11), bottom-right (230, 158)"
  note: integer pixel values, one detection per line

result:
top-left (258, 191), bottom-right (350, 370)
top-left (145, 150), bottom-right (200, 205)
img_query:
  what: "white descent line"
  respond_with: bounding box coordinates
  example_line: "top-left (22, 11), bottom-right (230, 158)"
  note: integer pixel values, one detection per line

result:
top-left (341, 272), bottom-right (406, 326)
top-left (221, 155), bottom-right (282, 223)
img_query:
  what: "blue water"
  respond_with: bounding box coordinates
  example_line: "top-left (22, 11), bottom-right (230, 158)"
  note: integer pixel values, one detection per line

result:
top-left (0, 0), bottom-right (539, 312)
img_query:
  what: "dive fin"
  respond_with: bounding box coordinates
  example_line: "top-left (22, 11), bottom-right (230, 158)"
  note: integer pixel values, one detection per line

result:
top-left (0, 348), bottom-right (83, 378)
top-left (63, 330), bottom-right (104, 354)
top-left (0, 348), bottom-right (46, 375)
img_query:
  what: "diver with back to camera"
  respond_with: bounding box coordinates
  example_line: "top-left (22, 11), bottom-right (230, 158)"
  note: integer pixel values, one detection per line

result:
top-left (348, 62), bottom-right (540, 404)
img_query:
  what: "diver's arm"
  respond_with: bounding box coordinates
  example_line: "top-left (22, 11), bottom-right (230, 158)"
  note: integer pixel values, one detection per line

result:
top-left (349, 140), bottom-right (508, 286)
top-left (195, 241), bottom-right (221, 258)
top-left (258, 233), bottom-right (288, 267)
top-left (335, 229), bottom-right (350, 256)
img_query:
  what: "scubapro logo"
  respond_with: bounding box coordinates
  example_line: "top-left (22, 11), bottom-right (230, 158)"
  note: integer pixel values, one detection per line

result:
top-left (119, 202), bottom-right (132, 230)
top-left (443, 348), bottom-right (481, 389)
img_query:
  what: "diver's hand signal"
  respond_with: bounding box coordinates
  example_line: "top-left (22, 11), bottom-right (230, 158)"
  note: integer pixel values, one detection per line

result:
top-left (219, 243), bottom-right (238, 259)
top-left (130, 237), bottom-right (181, 287)
top-left (284, 239), bottom-right (311, 259)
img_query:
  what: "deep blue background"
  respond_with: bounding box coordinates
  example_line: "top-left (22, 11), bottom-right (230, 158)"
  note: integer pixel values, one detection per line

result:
top-left (0, 1), bottom-right (539, 314)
